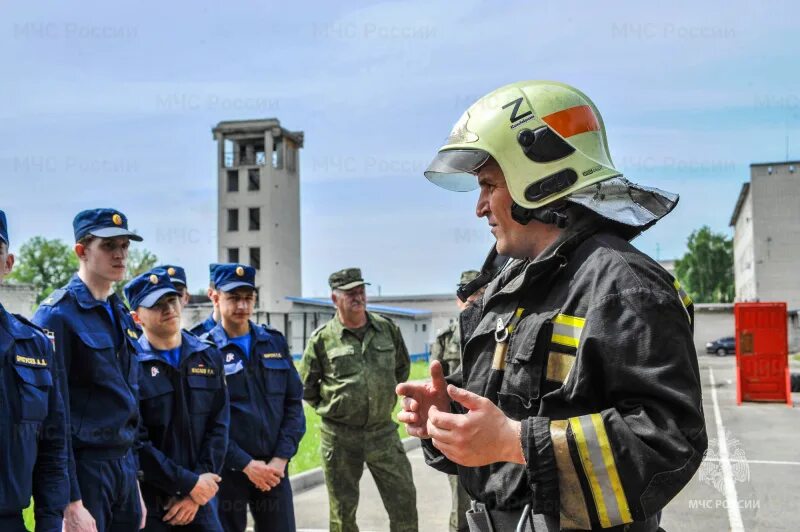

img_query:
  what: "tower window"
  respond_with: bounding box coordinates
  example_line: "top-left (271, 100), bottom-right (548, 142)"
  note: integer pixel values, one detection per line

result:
top-left (227, 248), bottom-right (239, 263)
top-left (249, 247), bottom-right (261, 270)
top-left (227, 170), bottom-right (239, 192)
top-left (248, 168), bottom-right (260, 191)
top-left (249, 208), bottom-right (260, 231)
top-left (227, 208), bottom-right (239, 231)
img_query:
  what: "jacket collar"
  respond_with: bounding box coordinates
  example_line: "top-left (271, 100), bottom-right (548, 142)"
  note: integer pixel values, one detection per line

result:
top-left (68, 273), bottom-right (124, 311)
top-left (137, 330), bottom-right (208, 364)
top-left (209, 320), bottom-right (258, 349)
top-left (329, 311), bottom-right (377, 340)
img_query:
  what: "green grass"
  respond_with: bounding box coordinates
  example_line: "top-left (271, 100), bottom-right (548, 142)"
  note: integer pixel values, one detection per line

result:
top-left (289, 360), bottom-right (430, 476)
top-left (793, 353), bottom-right (800, 362)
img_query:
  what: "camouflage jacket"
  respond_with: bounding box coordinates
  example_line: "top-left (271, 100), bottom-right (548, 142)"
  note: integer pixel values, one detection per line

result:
top-left (430, 322), bottom-right (462, 377)
top-left (300, 311), bottom-right (410, 430)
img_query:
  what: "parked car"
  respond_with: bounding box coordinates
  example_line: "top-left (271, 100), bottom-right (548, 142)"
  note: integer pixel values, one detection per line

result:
top-left (706, 336), bottom-right (735, 356)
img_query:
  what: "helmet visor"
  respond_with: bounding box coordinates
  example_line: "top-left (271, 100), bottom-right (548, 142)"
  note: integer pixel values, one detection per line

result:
top-left (424, 149), bottom-right (490, 192)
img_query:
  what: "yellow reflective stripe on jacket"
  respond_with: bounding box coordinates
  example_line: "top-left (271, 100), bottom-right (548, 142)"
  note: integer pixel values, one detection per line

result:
top-left (569, 414), bottom-right (633, 528)
top-left (673, 279), bottom-right (692, 308)
top-left (551, 420), bottom-right (591, 530)
top-left (551, 313), bottom-right (585, 348)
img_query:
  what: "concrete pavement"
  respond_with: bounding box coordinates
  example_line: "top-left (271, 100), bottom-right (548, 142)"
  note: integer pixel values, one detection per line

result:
top-left (291, 355), bottom-right (800, 531)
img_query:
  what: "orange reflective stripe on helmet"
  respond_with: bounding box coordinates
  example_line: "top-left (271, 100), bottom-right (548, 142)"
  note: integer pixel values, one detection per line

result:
top-left (541, 105), bottom-right (600, 139)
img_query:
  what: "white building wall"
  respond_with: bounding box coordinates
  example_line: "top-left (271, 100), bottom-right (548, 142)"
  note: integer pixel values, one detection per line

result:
top-left (749, 164), bottom-right (800, 308)
top-left (733, 189), bottom-right (756, 301)
top-left (0, 283), bottom-right (37, 316)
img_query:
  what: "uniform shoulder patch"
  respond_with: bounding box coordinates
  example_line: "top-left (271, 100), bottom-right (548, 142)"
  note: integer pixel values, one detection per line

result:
top-left (40, 289), bottom-right (67, 307)
top-left (260, 323), bottom-right (285, 337)
top-left (12, 313), bottom-right (46, 334)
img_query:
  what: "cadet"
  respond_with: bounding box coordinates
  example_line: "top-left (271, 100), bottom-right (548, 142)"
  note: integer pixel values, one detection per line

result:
top-left (125, 269), bottom-right (229, 531)
top-left (300, 268), bottom-right (418, 532)
top-left (428, 269), bottom-right (482, 532)
top-left (34, 208), bottom-right (146, 532)
top-left (0, 210), bottom-right (68, 532)
top-left (157, 265), bottom-right (190, 308)
top-left (398, 81), bottom-right (707, 531)
top-left (189, 264), bottom-right (221, 336)
top-left (201, 264), bottom-right (305, 532)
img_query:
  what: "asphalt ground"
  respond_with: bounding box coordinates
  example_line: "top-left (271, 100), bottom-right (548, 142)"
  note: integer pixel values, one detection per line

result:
top-left (289, 355), bottom-right (800, 532)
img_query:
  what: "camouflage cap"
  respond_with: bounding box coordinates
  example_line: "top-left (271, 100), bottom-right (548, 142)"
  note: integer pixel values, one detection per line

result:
top-left (459, 270), bottom-right (481, 287)
top-left (329, 267), bottom-right (371, 291)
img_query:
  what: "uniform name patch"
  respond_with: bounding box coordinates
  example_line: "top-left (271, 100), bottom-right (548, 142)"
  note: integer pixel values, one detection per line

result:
top-left (190, 366), bottom-right (216, 376)
top-left (16, 354), bottom-right (48, 367)
top-left (262, 352), bottom-right (282, 359)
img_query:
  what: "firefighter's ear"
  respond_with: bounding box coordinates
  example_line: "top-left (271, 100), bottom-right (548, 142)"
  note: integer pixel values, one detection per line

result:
top-left (130, 310), bottom-right (142, 326)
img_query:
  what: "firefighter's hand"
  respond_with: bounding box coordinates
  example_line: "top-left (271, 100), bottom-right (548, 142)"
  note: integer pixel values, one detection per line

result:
top-left (396, 360), bottom-right (451, 439)
top-left (163, 497), bottom-right (199, 526)
top-left (189, 472), bottom-right (221, 505)
top-left (427, 384), bottom-right (525, 467)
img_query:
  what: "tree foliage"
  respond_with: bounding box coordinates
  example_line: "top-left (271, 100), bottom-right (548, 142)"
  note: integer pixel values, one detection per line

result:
top-left (674, 226), bottom-right (734, 303)
top-left (6, 237), bottom-right (78, 304)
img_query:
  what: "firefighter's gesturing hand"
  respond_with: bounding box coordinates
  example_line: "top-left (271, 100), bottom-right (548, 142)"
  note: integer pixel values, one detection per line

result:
top-left (427, 384), bottom-right (525, 467)
top-left (396, 360), bottom-right (451, 439)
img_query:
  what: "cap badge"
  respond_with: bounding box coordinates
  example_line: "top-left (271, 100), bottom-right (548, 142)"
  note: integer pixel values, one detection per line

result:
top-left (236, 266), bottom-right (245, 277)
top-left (112, 213), bottom-right (123, 226)
top-left (167, 267), bottom-right (176, 276)
top-left (149, 274), bottom-right (158, 284)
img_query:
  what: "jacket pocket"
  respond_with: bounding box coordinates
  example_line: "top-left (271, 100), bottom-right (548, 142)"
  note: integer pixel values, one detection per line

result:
top-left (187, 375), bottom-right (220, 414)
top-left (139, 369), bottom-right (174, 426)
top-left (13, 365), bottom-right (53, 422)
top-left (261, 357), bottom-right (289, 395)
top-left (498, 309), bottom-right (558, 418)
top-left (371, 341), bottom-right (396, 370)
top-left (327, 345), bottom-right (359, 377)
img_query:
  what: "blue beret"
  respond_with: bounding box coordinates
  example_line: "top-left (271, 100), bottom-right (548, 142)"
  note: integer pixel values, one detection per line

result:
top-left (213, 263), bottom-right (256, 292)
top-left (157, 264), bottom-right (187, 287)
top-left (124, 268), bottom-right (179, 310)
top-left (73, 208), bottom-right (143, 242)
top-left (0, 210), bottom-right (8, 246)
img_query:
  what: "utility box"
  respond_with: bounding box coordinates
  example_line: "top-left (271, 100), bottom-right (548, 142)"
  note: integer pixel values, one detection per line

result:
top-left (734, 302), bottom-right (791, 406)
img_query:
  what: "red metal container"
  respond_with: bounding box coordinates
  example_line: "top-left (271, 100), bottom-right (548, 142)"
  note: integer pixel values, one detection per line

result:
top-left (734, 302), bottom-right (791, 406)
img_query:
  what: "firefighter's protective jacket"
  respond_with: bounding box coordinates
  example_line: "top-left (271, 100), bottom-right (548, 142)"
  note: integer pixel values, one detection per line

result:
top-left (423, 221), bottom-right (707, 530)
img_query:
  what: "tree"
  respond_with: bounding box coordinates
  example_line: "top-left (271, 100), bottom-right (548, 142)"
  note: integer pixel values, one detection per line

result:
top-left (6, 237), bottom-right (79, 304)
top-left (674, 226), bottom-right (734, 303)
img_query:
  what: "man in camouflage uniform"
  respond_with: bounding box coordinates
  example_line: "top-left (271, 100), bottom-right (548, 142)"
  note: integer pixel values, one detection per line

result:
top-left (429, 270), bottom-right (482, 532)
top-left (300, 268), bottom-right (418, 532)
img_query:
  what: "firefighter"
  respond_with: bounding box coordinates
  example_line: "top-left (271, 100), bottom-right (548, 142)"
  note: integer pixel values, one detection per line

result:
top-left (397, 81), bottom-right (707, 531)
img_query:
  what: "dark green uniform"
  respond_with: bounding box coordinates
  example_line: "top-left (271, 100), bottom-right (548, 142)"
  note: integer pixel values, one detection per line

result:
top-left (301, 311), bottom-right (418, 532)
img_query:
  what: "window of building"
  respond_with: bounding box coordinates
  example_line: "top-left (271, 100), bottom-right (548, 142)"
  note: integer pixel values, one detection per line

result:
top-left (227, 170), bottom-right (239, 192)
top-left (227, 247), bottom-right (239, 263)
top-left (414, 324), bottom-right (418, 332)
top-left (249, 207), bottom-right (260, 231)
top-left (249, 247), bottom-right (261, 270)
top-left (422, 324), bottom-right (427, 332)
top-left (272, 138), bottom-right (283, 169)
top-left (247, 168), bottom-right (260, 191)
top-left (227, 208), bottom-right (239, 231)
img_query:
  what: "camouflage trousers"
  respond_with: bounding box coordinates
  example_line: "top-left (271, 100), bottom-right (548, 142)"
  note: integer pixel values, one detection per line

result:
top-left (448, 474), bottom-right (470, 532)
top-left (320, 420), bottom-right (418, 532)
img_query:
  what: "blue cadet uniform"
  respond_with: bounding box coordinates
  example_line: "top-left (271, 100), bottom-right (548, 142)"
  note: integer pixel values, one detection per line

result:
top-left (125, 270), bottom-right (230, 532)
top-left (33, 208), bottom-right (144, 532)
top-left (188, 264), bottom-right (221, 337)
top-left (0, 211), bottom-right (69, 532)
top-left (200, 264), bottom-right (305, 532)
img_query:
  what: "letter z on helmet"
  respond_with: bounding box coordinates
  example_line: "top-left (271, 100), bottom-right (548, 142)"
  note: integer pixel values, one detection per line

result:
top-left (425, 80), bottom-right (620, 212)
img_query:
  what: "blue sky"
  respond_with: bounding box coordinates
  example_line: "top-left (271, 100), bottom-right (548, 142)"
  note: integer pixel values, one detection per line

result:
top-left (2, 0), bottom-right (799, 297)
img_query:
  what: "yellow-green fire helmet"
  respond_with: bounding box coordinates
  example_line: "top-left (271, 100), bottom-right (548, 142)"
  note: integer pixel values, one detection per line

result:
top-left (425, 80), bottom-right (621, 210)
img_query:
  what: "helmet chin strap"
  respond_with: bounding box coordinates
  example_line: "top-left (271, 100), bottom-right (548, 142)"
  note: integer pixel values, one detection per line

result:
top-left (510, 201), bottom-right (570, 228)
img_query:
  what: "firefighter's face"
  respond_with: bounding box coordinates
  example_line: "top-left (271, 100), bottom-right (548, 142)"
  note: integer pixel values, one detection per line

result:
top-left (476, 159), bottom-right (562, 259)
